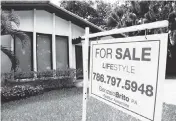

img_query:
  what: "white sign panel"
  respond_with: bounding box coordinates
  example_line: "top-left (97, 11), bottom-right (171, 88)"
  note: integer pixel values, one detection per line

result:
top-left (89, 34), bottom-right (168, 121)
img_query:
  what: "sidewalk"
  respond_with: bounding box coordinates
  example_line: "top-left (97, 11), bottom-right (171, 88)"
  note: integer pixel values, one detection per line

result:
top-left (164, 79), bottom-right (176, 105)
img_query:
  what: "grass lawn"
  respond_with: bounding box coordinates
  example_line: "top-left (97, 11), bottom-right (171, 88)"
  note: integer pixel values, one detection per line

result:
top-left (1, 87), bottom-right (176, 121)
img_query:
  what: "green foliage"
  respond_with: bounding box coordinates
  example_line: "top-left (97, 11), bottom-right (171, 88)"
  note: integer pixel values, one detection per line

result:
top-left (37, 70), bottom-right (54, 78)
top-left (1, 68), bottom-right (76, 81)
top-left (106, 1), bottom-right (176, 75)
top-left (60, 0), bottom-right (112, 29)
top-left (1, 10), bottom-right (29, 48)
top-left (56, 68), bottom-right (76, 78)
top-left (1, 72), bottom-right (14, 84)
top-left (60, 1), bottom-right (97, 20)
top-left (61, 1), bottom-right (176, 75)
top-left (88, 1), bottom-right (112, 29)
top-left (14, 71), bottom-right (35, 79)
top-left (1, 84), bottom-right (44, 102)
top-left (1, 68), bottom-right (77, 102)
top-left (76, 68), bottom-right (83, 79)
top-left (107, 1), bottom-right (176, 31)
top-left (1, 71), bottom-right (35, 82)
top-left (1, 65), bottom-right (76, 81)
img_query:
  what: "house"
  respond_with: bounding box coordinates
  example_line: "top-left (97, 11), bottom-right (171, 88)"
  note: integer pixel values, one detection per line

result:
top-left (1, 0), bottom-right (124, 76)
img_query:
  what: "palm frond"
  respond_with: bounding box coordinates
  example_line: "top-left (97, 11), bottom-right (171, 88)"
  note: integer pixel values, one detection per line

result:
top-left (169, 30), bottom-right (176, 46)
top-left (9, 11), bottom-right (20, 27)
top-left (1, 10), bottom-right (29, 48)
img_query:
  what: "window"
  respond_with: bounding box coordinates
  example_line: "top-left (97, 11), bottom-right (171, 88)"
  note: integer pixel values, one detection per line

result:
top-left (15, 32), bottom-right (33, 72)
top-left (56, 36), bottom-right (69, 69)
top-left (37, 34), bottom-right (52, 71)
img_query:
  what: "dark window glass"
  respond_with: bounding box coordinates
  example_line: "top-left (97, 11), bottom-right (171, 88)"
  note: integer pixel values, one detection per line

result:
top-left (15, 32), bottom-right (33, 72)
top-left (56, 36), bottom-right (68, 69)
top-left (37, 34), bottom-right (52, 71)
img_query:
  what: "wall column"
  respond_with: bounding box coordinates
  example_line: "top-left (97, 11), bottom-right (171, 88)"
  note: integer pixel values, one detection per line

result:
top-left (52, 13), bottom-right (56, 70)
top-left (11, 35), bottom-right (14, 52)
top-left (33, 9), bottom-right (37, 75)
top-left (11, 9), bottom-right (14, 52)
top-left (68, 21), bottom-right (73, 68)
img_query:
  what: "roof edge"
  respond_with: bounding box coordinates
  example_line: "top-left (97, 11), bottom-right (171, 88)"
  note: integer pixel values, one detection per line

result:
top-left (48, 1), bottom-right (104, 32)
top-left (1, 0), bottom-right (104, 32)
top-left (1, 0), bottom-right (126, 37)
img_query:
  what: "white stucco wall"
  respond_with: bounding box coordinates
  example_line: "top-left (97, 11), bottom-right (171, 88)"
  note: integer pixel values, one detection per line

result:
top-left (14, 10), bottom-right (86, 38)
top-left (14, 10), bottom-right (87, 37)
top-left (14, 10), bottom-right (33, 32)
top-left (71, 23), bottom-right (85, 39)
top-left (1, 35), bottom-right (12, 73)
top-left (55, 16), bottom-right (69, 36)
top-left (71, 24), bottom-right (85, 69)
top-left (1, 9), bottom-right (90, 72)
top-left (36, 10), bottom-right (53, 34)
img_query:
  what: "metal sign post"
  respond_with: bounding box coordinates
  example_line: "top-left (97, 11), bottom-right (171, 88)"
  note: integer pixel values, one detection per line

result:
top-left (82, 27), bottom-right (89, 121)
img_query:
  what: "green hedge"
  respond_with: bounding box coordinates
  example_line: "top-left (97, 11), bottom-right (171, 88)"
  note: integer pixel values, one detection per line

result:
top-left (1, 68), bottom-right (76, 81)
top-left (1, 84), bottom-right (44, 102)
top-left (1, 69), bottom-right (76, 102)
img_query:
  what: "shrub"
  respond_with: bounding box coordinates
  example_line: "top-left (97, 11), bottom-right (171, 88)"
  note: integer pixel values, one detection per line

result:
top-left (1, 68), bottom-right (76, 81)
top-left (37, 70), bottom-right (54, 78)
top-left (1, 84), bottom-right (44, 102)
top-left (37, 77), bottom-right (75, 91)
top-left (1, 68), bottom-right (77, 102)
top-left (56, 68), bottom-right (76, 78)
top-left (14, 71), bottom-right (35, 79)
top-left (1, 71), bottom-right (36, 83)
top-left (1, 72), bottom-right (14, 84)
top-left (76, 68), bottom-right (83, 79)
top-left (36, 68), bottom-right (76, 90)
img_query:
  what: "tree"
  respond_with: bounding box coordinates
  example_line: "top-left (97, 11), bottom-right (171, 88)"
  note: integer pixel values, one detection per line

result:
top-left (107, 1), bottom-right (176, 42)
top-left (60, 0), bottom-right (112, 29)
top-left (1, 10), bottom-right (29, 71)
top-left (60, 1), bottom-right (97, 20)
top-left (107, 1), bottom-right (176, 75)
top-left (107, 1), bottom-right (176, 35)
top-left (88, 0), bottom-right (112, 29)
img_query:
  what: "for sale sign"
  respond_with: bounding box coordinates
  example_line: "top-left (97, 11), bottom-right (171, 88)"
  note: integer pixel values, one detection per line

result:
top-left (89, 34), bottom-right (168, 121)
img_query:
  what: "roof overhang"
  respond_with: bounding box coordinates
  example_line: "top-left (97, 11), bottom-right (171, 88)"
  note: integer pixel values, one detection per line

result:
top-left (1, 0), bottom-right (104, 33)
top-left (1, 0), bottom-right (125, 38)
